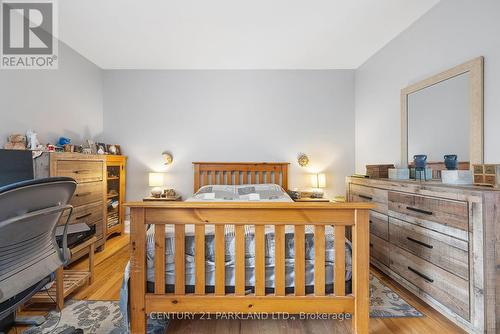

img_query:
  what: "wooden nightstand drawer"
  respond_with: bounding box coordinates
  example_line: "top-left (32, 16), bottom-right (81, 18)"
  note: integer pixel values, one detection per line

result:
top-left (388, 191), bottom-right (468, 233)
top-left (390, 245), bottom-right (469, 320)
top-left (389, 217), bottom-right (469, 280)
top-left (56, 160), bottom-right (104, 183)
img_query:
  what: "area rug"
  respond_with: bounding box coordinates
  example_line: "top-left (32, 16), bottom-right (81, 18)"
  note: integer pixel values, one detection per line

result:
top-left (370, 274), bottom-right (423, 318)
top-left (23, 300), bottom-right (168, 334)
top-left (25, 275), bottom-right (421, 333)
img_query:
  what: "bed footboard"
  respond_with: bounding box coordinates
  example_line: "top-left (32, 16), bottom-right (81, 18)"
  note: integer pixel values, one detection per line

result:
top-left (126, 202), bottom-right (373, 334)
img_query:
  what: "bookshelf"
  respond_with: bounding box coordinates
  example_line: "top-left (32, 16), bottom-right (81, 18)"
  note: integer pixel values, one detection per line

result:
top-left (105, 155), bottom-right (127, 238)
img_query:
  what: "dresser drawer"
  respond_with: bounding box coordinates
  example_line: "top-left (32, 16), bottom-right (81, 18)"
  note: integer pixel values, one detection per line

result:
top-left (61, 201), bottom-right (103, 226)
top-left (56, 160), bottom-right (104, 183)
top-left (390, 246), bottom-right (469, 320)
top-left (70, 182), bottom-right (104, 207)
top-left (370, 211), bottom-right (388, 240)
top-left (370, 233), bottom-right (389, 266)
top-left (350, 184), bottom-right (388, 214)
top-left (388, 191), bottom-right (468, 232)
top-left (389, 217), bottom-right (469, 280)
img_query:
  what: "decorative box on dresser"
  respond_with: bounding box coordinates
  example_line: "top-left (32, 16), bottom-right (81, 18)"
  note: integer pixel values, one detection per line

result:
top-left (35, 152), bottom-right (107, 258)
top-left (347, 177), bottom-right (499, 334)
top-left (105, 155), bottom-right (127, 238)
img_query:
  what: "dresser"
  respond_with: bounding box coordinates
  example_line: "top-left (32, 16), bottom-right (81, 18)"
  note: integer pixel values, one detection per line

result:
top-left (35, 152), bottom-right (107, 259)
top-left (347, 177), bottom-right (499, 334)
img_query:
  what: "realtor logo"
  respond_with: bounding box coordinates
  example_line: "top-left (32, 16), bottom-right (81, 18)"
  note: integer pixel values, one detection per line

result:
top-left (1, 0), bottom-right (58, 69)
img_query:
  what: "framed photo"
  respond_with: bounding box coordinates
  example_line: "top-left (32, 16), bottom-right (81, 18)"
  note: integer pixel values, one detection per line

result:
top-left (106, 144), bottom-right (120, 155)
top-left (85, 139), bottom-right (97, 154)
top-left (96, 143), bottom-right (107, 155)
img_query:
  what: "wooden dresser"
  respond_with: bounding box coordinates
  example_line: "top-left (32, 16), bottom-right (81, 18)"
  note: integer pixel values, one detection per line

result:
top-left (347, 177), bottom-right (499, 334)
top-left (35, 152), bottom-right (107, 258)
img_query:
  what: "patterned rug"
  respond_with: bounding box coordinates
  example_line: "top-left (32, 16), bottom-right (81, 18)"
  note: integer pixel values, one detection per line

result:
top-left (370, 274), bottom-right (423, 318)
top-left (24, 275), bottom-right (421, 333)
top-left (23, 300), bottom-right (168, 334)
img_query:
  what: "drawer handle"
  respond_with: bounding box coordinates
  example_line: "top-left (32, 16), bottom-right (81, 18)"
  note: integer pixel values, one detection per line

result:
top-left (408, 266), bottom-right (434, 283)
top-left (406, 206), bottom-right (433, 215)
top-left (74, 169), bottom-right (93, 174)
top-left (75, 192), bottom-right (91, 197)
top-left (359, 194), bottom-right (373, 201)
top-left (407, 237), bottom-right (433, 249)
top-left (76, 213), bottom-right (92, 220)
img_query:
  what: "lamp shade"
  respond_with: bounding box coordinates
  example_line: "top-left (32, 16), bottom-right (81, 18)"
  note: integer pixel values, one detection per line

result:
top-left (149, 172), bottom-right (164, 187)
top-left (310, 173), bottom-right (326, 188)
top-left (317, 173), bottom-right (326, 188)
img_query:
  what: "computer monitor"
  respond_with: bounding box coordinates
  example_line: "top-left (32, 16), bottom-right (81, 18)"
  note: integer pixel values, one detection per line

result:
top-left (0, 149), bottom-right (34, 187)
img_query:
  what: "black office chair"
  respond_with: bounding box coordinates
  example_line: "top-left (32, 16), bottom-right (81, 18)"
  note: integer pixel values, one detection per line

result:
top-left (0, 177), bottom-right (77, 332)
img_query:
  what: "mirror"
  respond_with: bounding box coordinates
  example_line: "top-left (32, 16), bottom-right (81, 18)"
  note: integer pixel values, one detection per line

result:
top-left (401, 57), bottom-right (484, 168)
top-left (407, 73), bottom-right (469, 162)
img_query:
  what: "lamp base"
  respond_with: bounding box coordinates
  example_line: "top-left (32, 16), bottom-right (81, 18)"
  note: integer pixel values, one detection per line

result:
top-left (151, 187), bottom-right (163, 198)
top-left (310, 190), bottom-right (324, 198)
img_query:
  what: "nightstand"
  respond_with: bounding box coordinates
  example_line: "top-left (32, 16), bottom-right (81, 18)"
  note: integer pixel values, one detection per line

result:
top-left (143, 195), bottom-right (182, 201)
top-left (293, 197), bottom-right (330, 202)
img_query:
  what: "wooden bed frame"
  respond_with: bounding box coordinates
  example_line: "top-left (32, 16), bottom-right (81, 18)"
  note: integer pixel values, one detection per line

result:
top-left (127, 162), bottom-right (373, 333)
top-left (193, 162), bottom-right (289, 192)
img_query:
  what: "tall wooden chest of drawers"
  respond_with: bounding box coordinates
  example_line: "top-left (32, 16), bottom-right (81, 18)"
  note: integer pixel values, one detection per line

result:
top-left (347, 177), bottom-right (500, 334)
top-left (35, 152), bottom-right (107, 260)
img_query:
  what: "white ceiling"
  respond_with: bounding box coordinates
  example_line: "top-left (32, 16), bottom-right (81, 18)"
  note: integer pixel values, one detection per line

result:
top-left (59, 0), bottom-right (439, 69)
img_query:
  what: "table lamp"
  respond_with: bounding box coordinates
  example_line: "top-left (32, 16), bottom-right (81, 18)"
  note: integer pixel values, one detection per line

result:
top-left (310, 173), bottom-right (326, 198)
top-left (149, 172), bottom-right (164, 198)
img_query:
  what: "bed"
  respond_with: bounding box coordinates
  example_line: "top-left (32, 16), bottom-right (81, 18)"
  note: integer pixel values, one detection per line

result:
top-left (126, 162), bottom-right (372, 334)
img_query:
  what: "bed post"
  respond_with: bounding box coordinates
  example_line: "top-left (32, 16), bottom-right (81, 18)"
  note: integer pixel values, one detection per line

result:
top-left (130, 207), bottom-right (147, 334)
top-left (352, 209), bottom-right (370, 334)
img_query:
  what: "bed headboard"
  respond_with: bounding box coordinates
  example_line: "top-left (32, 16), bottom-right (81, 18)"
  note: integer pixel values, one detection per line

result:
top-left (193, 162), bottom-right (289, 193)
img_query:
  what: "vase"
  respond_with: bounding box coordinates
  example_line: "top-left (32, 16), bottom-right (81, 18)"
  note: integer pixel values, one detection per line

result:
top-left (444, 154), bottom-right (458, 170)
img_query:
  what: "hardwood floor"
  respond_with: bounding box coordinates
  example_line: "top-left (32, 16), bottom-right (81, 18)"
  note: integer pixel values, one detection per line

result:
top-left (15, 234), bottom-right (465, 334)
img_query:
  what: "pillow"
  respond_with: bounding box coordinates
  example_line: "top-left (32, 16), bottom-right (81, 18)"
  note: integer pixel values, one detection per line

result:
top-left (194, 185), bottom-right (237, 200)
top-left (193, 184), bottom-right (288, 201)
top-left (237, 186), bottom-right (256, 195)
top-left (251, 184), bottom-right (286, 199)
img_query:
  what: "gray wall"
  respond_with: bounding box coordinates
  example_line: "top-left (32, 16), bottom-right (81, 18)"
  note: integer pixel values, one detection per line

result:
top-left (103, 70), bottom-right (355, 200)
top-left (355, 0), bottom-right (500, 171)
top-left (0, 42), bottom-right (103, 147)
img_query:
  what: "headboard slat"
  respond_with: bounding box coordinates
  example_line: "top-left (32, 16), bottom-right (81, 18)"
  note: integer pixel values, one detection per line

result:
top-left (193, 162), bottom-right (289, 193)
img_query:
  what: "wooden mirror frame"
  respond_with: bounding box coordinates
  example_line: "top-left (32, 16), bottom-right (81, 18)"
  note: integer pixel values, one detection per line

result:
top-left (401, 57), bottom-right (484, 167)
